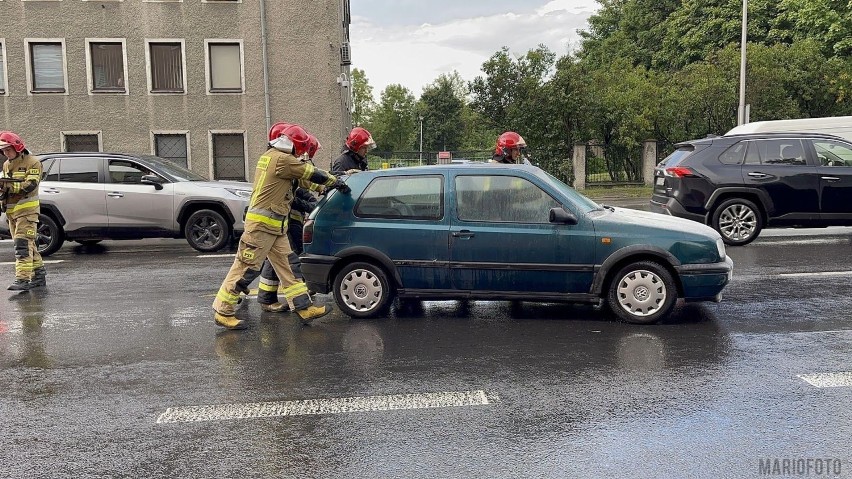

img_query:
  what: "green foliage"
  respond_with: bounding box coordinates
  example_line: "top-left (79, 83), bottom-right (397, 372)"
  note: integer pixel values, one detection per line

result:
top-left (370, 84), bottom-right (417, 153)
top-left (351, 68), bottom-right (374, 127)
top-left (418, 73), bottom-right (465, 151)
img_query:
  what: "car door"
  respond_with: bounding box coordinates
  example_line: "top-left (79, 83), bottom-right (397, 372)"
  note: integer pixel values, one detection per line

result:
top-left (105, 158), bottom-right (175, 236)
top-left (449, 172), bottom-right (594, 294)
top-left (807, 137), bottom-right (852, 220)
top-left (742, 139), bottom-right (820, 220)
top-left (349, 174), bottom-right (451, 290)
top-left (43, 157), bottom-right (108, 233)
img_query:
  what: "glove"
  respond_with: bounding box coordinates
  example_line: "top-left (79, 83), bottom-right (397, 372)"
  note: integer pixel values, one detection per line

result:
top-left (332, 179), bottom-right (351, 195)
top-left (345, 169), bottom-right (361, 175)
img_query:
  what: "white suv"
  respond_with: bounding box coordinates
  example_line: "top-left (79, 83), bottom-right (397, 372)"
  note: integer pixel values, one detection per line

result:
top-left (0, 153), bottom-right (252, 256)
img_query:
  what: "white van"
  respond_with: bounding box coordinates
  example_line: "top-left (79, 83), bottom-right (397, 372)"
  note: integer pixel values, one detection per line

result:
top-left (726, 116), bottom-right (852, 141)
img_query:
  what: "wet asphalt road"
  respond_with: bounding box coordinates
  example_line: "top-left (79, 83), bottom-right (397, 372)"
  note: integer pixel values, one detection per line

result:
top-left (1, 219), bottom-right (852, 478)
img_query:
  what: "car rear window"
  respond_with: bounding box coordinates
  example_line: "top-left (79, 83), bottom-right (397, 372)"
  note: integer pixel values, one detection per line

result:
top-left (355, 175), bottom-right (443, 220)
top-left (658, 147), bottom-right (694, 167)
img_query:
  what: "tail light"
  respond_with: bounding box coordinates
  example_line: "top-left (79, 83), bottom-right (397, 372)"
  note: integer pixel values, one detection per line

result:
top-left (303, 219), bottom-right (314, 244)
top-left (665, 166), bottom-right (697, 178)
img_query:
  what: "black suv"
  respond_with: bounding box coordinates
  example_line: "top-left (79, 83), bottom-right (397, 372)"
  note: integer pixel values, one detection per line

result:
top-left (650, 132), bottom-right (852, 245)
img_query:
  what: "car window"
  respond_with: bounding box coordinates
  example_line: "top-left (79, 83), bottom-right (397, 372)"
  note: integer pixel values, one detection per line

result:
top-left (55, 158), bottom-right (101, 183)
top-left (657, 146), bottom-right (693, 167)
top-left (812, 139), bottom-right (852, 167)
top-left (354, 175), bottom-right (443, 220)
top-left (719, 142), bottom-right (747, 165)
top-left (455, 175), bottom-right (559, 223)
top-left (44, 159), bottom-right (60, 181)
top-left (108, 160), bottom-right (156, 184)
top-left (753, 139), bottom-right (807, 166)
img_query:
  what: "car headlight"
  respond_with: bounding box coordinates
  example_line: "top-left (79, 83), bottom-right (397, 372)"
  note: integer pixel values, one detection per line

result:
top-left (225, 188), bottom-right (252, 199)
top-left (716, 238), bottom-right (726, 260)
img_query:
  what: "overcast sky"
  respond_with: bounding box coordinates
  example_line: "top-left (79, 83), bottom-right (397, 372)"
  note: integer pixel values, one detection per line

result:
top-left (349, 0), bottom-right (601, 99)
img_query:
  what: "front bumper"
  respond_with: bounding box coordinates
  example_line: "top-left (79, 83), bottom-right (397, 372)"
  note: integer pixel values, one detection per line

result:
top-left (300, 253), bottom-right (338, 294)
top-left (676, 255), bottom-right (734, 302)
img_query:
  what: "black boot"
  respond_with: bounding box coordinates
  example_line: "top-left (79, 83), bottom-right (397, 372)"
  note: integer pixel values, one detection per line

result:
top-left (30, 268), bottom-right (47, 287)
top-left (7, 279), bottom-right (32, 291)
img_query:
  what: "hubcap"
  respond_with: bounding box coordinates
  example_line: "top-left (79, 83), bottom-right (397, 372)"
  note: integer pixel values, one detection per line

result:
top-left (190, 216), bottom-right (223, 248)
top-left (718, 204), bottom-right (757, 241)
top-left (340, 269), bottom-right (383, 312)
top-left (617, 269), bottom-right (666, 317)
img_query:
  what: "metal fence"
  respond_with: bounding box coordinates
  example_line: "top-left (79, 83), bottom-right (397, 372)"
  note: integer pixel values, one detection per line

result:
top-left (366, 150), bottom-right (496, 170)
top-left (585, 143), bottom-right (643, 185)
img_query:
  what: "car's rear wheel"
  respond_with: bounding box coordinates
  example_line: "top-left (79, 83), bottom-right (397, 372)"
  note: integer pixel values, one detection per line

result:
top-left (333, 261), bottom-right (393, 319)
top-left (712, 198), bottom-right (763, 246)
top-left (606, 261), bottom-right (677, 324)
top-left (36, 214), bottom-right (64, 257)
top-left (184, 209), bottom-right (231, 252)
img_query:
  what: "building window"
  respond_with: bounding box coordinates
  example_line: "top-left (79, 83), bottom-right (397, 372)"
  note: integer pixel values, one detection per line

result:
top-left (63, 134), bottom-right (100, 152)
top-left (29, 42), bottom-right (66, 93)
top-left (89, 41), bottom-right (126, 92)
top-left (154, 133), bottom-right (189, 167)
top-left (0, 40), bottom-right (6, 94)
top-left (207, 42), bottom-right (243, 93)
top-left (148, 42), bottom-right (184, 93)
top-left (212, 133), bottom-right (245, 180)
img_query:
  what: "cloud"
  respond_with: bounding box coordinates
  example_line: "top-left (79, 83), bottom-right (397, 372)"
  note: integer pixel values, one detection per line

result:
top-left (350, 0), bottom-right (599, 97)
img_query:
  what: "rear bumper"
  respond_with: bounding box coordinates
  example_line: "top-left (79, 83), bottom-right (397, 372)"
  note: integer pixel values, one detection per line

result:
top-left (676, 256), bottom-right (734, 302)
top-left (649, 197), bottom-right (706, 224)
top-left (300, 253), bottom-right (338, 294)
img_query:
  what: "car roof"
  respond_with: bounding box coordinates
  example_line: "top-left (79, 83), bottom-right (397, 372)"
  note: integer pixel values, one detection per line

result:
top-left (675, 131), bottom-right (848, 148)
top-left (363, 163), bottom-right (540, 175)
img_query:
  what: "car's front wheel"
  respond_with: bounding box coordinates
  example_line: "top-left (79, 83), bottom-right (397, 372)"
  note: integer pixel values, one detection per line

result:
top-left (333, 261), bottom-right (393, 318)
top-left (184, 209), bottom-right (231, 252)
top-left (36, 214), bottom-right (65, 257)
top-left (712, 198), bottom-right (763, 246)
top-left (606, 261), bottom-right (677, 324)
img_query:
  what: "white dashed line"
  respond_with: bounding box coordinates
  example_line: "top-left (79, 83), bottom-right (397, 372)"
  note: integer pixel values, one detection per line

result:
top-left (156, 390), bottom-right (496, 424)
top-left (778, 271), bottom-right (852, 278)
top-left (196, 254), bottom-right (235, 258)
top-left (0, 259), bottom-right (65, 266)
top-left (798, 372), bottom-right (852, 388)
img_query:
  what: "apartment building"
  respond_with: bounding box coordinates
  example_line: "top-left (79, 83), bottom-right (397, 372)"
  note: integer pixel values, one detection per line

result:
top-left (0, 0), bottom-right (353, 179)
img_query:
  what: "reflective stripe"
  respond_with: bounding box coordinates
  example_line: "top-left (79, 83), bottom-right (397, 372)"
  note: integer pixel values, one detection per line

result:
top-left (300, 164), bottom-right (316, 181)
top-left (245, 212), bottom-right (283, 229)
top-left (250, 156), bottom-right (271, 207)
top-left (216, 288), bottom-right (240, 305)
top-left (282, 282), bottom-right (309, 299)
top-left (258, 282), bottom-right (278, 292)
top-left (10, 199), bottom-right (39, 214)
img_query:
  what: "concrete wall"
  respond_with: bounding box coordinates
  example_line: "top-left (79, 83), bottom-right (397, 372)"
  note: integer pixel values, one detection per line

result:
top-left (0, 0), bottom-right (347, 177)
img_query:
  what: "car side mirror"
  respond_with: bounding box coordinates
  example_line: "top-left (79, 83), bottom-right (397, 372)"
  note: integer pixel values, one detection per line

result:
top-left (549, 207), bottom-right (578, 225)
top-left (141, 174), bottom-right (164, 190)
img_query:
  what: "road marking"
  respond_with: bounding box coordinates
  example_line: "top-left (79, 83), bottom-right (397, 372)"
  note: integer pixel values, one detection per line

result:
top-left (761, 238), bottom-right (852, 246)
top-left (0, 259), bottom-right (64, 266)
top-left (156, 390), bottom-right (495, 424)
top-left (778, 271), bottom-right (852, 278)
top-left (197, 254), bottom-right (235, 258)
top-left (798, 372), bottom-right (852, 388)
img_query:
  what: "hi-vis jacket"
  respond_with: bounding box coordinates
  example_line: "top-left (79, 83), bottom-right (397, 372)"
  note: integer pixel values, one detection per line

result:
top-left (245, 148), bottom-right (338, 235)
top-left (1, 154), bottom-right (42, 220)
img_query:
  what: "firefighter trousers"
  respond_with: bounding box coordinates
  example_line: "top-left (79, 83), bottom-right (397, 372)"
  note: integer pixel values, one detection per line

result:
top-left (257, 219), bottom-right (304, 305)
top-left (213, 228), bottom-right (313, 316)
top-left (7, 214), bottom-right (43, 281)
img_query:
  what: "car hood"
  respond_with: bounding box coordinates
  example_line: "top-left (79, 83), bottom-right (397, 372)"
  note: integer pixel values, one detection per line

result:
top-left (190, 180), bottom-right (252, 190)
top-left (595, 207), bottom-right (721, 240)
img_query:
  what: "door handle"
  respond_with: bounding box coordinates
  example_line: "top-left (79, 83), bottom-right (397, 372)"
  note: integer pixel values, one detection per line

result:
top-left (747, 172), bottom-right (771, 179)
top-left (43, 188), bottom-right (60, 194)
top-left (452, 230), bottom-right (474, 239)
top-left (821, 176), bottom-right (841, 182)
top-left (107, 192), bottom-right (124, 198)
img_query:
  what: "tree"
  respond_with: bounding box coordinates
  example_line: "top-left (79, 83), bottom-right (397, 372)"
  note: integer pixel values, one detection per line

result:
top-left (418, 73), bottom-right (465, 151)
top-left (370, 84), bottom-right (417, 152)
top-left (351, 68), bottom-right (375, 127)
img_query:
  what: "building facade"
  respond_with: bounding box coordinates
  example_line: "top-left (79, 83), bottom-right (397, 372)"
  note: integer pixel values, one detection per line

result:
top-left (0, 0), bottom-right (353, 179)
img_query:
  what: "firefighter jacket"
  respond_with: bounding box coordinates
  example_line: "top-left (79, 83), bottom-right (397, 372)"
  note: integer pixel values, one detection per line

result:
top-left (1, 154), bottom-right (42, 220)
top-left (245, 148), bottom-right (338, 235)
top-left (490, 153), bottom-right (515, 164)
top-left (331, 149), bottom-right (368, 175)
top-left (288, 187), bottom-right (319, 224)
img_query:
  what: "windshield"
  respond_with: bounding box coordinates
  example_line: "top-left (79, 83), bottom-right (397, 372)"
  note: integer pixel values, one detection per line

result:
top-left (539, 170), bottom-right (601, 212)
top-left (138, 155), bottom-right (208, 182)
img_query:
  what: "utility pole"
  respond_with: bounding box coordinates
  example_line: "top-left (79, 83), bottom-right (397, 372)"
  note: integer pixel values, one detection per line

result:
top-left (419, 115), bottom-right (424, 166)
top-left (738, 0), bottom-right (748, 125)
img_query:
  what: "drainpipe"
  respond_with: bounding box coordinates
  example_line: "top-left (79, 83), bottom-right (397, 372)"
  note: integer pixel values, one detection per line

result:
top-left (259, 0), bottom-right (272, 131)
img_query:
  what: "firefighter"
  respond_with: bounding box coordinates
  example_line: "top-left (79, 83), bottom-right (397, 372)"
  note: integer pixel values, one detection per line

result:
top-left (256, 134), bottom-right (323, 312)
top-left (331, 126), bottom-right (376, 175)
top-left (0, 132), bottom-right (46, 291)
top-left (212, 123), bottom-right (350, 330)
top-left (490, 131), bottom-right (527, 164)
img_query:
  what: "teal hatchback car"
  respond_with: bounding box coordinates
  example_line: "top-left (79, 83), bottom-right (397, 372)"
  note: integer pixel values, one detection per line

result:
top-left (301, 164), bottom-right (733, 324)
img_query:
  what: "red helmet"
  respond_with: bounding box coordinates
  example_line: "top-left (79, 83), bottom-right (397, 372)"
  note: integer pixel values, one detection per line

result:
top-left (495, 131), bottom-right (526, 154)
top-left (345, 127), bottom-right (376, 152)
top-left (307, 135), bottom-right (321, 159)
top-left (268, 122), bottom-right (291, 142)
top-left (281, 124), bottom-right (311, 157)
top-left (0, 131), bottom-right (26, 153)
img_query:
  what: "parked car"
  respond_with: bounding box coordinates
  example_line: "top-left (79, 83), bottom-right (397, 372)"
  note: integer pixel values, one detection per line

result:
top-left (650, 132), bottom-right (852, 245)
top-left (300, 163), bottom-right (733, 324)
top-left (726, 116), bottom-right (852, 142)
top-left (0, 152), bottom-right (252, 256)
